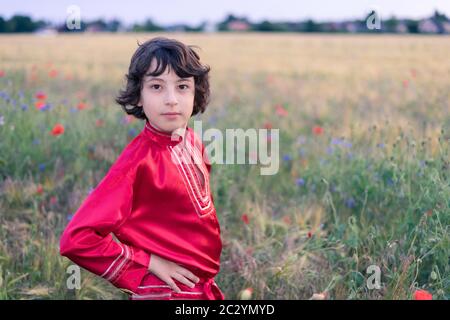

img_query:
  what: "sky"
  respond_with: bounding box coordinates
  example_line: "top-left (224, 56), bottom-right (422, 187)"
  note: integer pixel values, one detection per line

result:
top-left (1, 0), bottom-right (449, 26)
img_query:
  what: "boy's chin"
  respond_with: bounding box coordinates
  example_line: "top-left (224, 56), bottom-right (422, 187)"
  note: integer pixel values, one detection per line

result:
top-left (157, 122), bottom-right (187, 135)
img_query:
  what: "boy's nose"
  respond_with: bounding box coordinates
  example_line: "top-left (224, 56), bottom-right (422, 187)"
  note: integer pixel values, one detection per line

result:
top-left (164, 90), bottom-right (178, 106)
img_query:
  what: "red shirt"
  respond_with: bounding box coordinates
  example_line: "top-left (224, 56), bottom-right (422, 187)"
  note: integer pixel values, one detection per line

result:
top-left (59, 120), bottom-right (223, 294)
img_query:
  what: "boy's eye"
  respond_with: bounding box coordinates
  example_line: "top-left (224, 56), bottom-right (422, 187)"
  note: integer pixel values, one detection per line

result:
top-left (179, 84), bottom-right (189, 90)
top-left (150, 84), bottom-right (161, 90)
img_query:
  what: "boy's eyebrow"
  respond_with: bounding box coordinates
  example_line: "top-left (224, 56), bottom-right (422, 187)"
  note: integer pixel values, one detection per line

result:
top-left (144, 76), bottom-right (193, 83)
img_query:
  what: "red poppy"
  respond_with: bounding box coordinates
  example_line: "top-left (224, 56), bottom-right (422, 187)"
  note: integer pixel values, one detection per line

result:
top-left (77, 102), bottom-right (87, 110)
top-left (95, 119), bottom-right (105, 127)
top-left (50, 196), bottom-right (58, 205)
top-left (64, 72), bottom-right (73, 80)
top-left (282, 215), bottom-right (291, 225)
top-left (403, 80), bottom-right (409, 88)
top-left (307, 231), bottom-right (313, 238)
top-left (263, 122), bottom-right (273, 130)
top-left (35, 92), bottom-right (47, 100)
top-left (50, 123), bottom-right (65, 136)
top-left (49, 69), bottom-right (58, 78)
top-left (35, 101), bottom-right (46, 110)
top-left (0, 70), bottom-right (5, 77)
top-left (241, 214), bottom-right (250, 225)
top-left (312, 126), bottom-right (324, 135)
top-left (275, 104), bottom-right (288, 117)
top-left (36, 184), bottom-right (44, 195)
top-left (413, 289), bottom-right (432, 300)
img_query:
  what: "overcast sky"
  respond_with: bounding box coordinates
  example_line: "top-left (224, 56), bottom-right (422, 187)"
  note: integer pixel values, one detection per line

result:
top-left (1, 0), bottom-right (449, 25)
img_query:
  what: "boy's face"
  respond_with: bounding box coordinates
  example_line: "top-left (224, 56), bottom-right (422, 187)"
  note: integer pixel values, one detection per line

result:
top-left (138, 59), bottom-right (195, 134)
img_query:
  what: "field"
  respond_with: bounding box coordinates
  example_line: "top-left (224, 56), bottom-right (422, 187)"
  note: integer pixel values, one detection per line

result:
top-left (0, 33), bottom-right (449, 299)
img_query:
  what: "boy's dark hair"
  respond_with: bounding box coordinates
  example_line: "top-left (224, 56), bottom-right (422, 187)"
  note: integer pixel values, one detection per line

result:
top-left (115, 37), bottom-right (210, 120)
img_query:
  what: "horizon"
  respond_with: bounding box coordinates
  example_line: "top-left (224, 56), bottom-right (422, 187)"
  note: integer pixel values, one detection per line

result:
top-left (1, 0), bottom-right (450, 26)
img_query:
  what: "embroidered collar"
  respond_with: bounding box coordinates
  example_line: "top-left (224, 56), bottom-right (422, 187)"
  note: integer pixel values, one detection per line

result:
top-left (143, 120), bottom-right (188, 147)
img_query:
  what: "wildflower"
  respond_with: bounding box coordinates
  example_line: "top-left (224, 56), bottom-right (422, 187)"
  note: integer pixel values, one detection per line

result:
top-left (239, 288), bottom-right (253, 300)
top-left (282, 215), bottom-right (291, 225)
top-left (310, 291), bottom-right (328, 300)
top-left (312, 125), bottom-right (324, 136)
top-left (299, 148), bottom-right (306, 157)
top-left (21, 104), bottom-right (28, 111)
top-left (413, 289), bottom-right (432, 300)
top-left (35, 91), bottom-right (47, 100)
top-left (331, 137), bottom-right (343, 145)
top-left (403, 79), bottom-right (409, 88)
top-left (282, 154), bottom-right (292, 162)
top-left (128, 128), bottom-right (137, 137)
top-left (36, 184), bottom-right (44, 195)
top-left (275, 104), bottom-right (288, 117)
top-left (121, 115), bottom-right (134, 125)
top-left (50, 123), bottom-right (65, 136)
top-left (326, 146), bottom-right (335, 155)
top-left (295, 178), bottom-right (305, 186)
top-left (297, 135), bottom-right (307, 145)
top-left (95, 119), bottom-right (105, 127)
top-left (48, 69), bottom-right (58, 78)
top-left (35, 101), bottom-right (47, 110)
top-left (77, 102), bottom-right (87, 110)
top-left (345, 197), bottom-right (356, 208)
top-left (64, 72), bottom-right (73, 80)
top-left (38, 163), bottom-right (46, 172)
top-left (241, 214), bottom-right (250, 225)
top-left (50, 196), bottom-right (58, 205)
top-left (263, 121), bottom-right (273, 130)
top-left (0, 70), bottom-right (5, 77)
top-left (307, 231), bottom-right (312, 238)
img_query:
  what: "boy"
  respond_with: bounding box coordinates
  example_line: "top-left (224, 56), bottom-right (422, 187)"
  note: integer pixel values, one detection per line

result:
top-left (60, 37), bottom-right (224, 300)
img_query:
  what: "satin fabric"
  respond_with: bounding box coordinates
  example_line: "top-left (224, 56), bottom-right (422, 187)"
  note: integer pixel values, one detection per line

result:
top-left (59, 119), bottom-right (224, 298)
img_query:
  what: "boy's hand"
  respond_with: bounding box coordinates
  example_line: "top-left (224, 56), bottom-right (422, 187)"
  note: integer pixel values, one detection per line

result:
top-left (148, 254), bottom-right (200, 293)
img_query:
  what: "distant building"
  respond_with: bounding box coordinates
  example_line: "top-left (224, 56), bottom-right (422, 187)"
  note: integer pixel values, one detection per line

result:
top-left (395, 22), bottom-right (408, 33)
top-left (86, 24), bottom-right (105, 33)
top-left (441, 21), bottom-right (450, 34)
top-left (344, 22), bottom-right (359, 33)
top-left (227, 20), bottom-right (250, 31)
top-left (418, 19), bottom-right (439, 33)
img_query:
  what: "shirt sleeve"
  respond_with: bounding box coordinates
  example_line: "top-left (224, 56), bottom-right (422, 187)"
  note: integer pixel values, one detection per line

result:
top-left (59, 165), bottom-right (151, 295)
